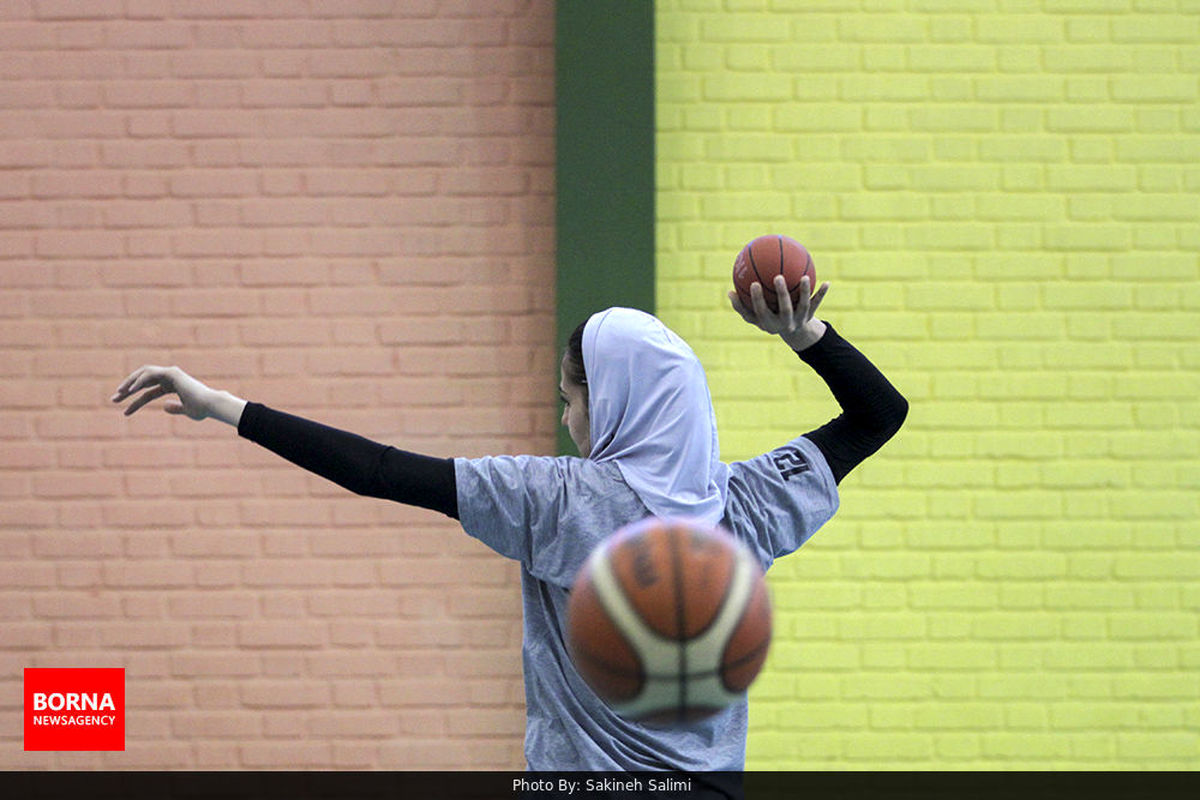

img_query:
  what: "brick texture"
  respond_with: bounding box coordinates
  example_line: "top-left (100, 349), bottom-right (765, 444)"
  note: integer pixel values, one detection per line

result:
top-left (657, 2), bottom-right (1199, 770)
top-left (1, 2), bottom-right (553, 769)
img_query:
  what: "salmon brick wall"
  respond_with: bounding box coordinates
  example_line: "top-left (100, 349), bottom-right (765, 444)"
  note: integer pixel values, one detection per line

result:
top-left (0, 0), bottom-right (554, 769)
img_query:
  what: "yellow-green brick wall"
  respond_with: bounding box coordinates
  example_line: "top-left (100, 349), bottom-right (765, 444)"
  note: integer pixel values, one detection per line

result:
top-left (656, 1), bottom-right (1199, 770)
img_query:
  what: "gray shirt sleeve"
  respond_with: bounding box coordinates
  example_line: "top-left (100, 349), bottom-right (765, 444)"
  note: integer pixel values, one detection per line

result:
top-left (724, 435), bottom-right (840, 570)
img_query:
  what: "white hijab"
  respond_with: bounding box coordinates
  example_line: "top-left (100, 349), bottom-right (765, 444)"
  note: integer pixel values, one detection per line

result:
top-left (582, 307), bottom-right (730, 526)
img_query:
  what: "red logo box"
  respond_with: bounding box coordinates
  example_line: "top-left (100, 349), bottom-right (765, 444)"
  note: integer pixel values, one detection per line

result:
top-left (24, 668), bottom-right (125, 751)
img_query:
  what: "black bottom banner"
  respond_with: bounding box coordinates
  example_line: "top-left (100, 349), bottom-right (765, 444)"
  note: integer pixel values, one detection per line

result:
top-left (0, 770), bottom-right (1195, 800)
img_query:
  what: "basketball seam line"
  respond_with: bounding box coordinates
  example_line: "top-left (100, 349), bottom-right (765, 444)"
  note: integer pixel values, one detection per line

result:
top-left (574, 661), bottom-right (766, 681)
top-left (746, 244), bottom-right (768, 289)
top-left (720, 637), bottom-right (772, 693)
top-left (725, 638), bottom-right (770, 671)
top-left (659, 540), bottom-right (739, 645)
top-left (667, 527), bottom-right (688, 724)
top-left (570, 643), bottom-right (646, 681)
top-left (784, 250), bottom-right (814, 294)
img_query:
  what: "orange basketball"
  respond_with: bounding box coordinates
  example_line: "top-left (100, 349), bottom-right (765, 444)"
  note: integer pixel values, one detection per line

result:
top-left (732, 234), bottom-right (815, 313)
top-left (566, 517), bottom-right (772, 725)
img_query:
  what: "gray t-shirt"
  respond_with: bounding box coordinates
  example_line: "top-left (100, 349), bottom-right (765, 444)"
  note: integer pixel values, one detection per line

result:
top-left (453, 435), bottom-right (838, 770)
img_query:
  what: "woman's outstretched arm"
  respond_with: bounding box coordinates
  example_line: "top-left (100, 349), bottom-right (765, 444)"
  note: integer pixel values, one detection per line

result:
top-left (112, 366), bottom-right (458, 517)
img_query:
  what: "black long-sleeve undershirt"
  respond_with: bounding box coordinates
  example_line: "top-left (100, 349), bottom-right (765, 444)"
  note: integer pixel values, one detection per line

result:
top-left (237, 404), bottom-right (460, 518)
top-left (236, 321), bottom-right (907, 517)
top-left (797, 322), bottom-right (908, 483)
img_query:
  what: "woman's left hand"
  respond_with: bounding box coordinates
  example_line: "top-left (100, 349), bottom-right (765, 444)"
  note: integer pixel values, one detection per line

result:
top-left (728, 274), bottom-right (830, 351)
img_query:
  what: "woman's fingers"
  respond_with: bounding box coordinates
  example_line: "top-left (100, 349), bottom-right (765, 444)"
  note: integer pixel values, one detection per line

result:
top-left (791, 276), bottom-right (811, 318)
top-left (774, 275), bottom-right (796, 326)
top-left (749, 281), bottom-right (773, 321)
top-left (128, 368), bottom-right (172, 398)
top-left (808, 281), bottom-right (830, 318)
top-left (732, 279), bottom-right (825, 335)
top-left (112, 367), bottom-right (148, 402)
top-left (728, 291), bottom-right (758, 325)
top-left (112, 365), bottom-right (174, 402)
top-left (122, 384), bottom-right (171, 417)
top-left (112, 366), bottom-right (180, 416)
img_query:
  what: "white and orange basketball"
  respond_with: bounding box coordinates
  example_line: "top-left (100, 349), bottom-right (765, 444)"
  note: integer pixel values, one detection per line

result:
top-left (566, 517), bottom-right (773, 725)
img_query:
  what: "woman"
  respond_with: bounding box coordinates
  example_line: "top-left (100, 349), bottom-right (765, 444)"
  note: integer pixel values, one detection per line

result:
top-left (112, 276), bottom-right (907, 770)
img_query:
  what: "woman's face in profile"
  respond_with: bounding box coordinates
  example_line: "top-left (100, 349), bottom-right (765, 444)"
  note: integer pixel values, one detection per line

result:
top-left (559, 355), bottom-right (590, 458)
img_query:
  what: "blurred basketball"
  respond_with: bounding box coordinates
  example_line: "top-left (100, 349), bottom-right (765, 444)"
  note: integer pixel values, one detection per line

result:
top-left (732, 234), bottom-right (815, 313)
top-left (566, 517), bottom-right (772, 725)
